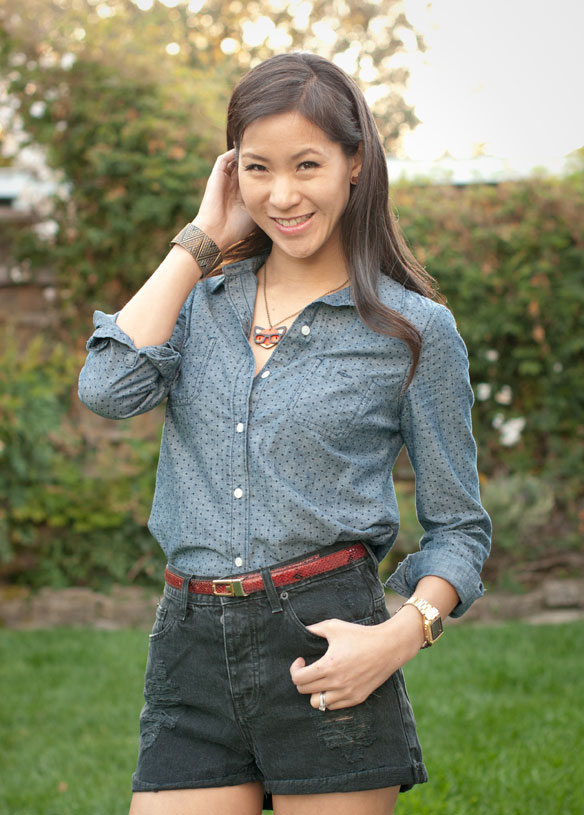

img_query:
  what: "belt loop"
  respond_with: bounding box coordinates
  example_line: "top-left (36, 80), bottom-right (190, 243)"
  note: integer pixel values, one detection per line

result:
top-left (260, 567), bottom-right (283, 614)
top-left (361, 540), bottom-right (379, 570)
top-left (179, 572), bottom-right (193, 621)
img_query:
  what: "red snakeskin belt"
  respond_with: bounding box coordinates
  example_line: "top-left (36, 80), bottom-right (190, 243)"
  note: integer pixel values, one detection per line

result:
top-left (164, 542), bottom-right (368, 598)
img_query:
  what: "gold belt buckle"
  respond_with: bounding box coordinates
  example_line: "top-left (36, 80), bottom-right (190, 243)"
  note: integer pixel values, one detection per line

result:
top-left (212, 578), bottom-right (247, 597)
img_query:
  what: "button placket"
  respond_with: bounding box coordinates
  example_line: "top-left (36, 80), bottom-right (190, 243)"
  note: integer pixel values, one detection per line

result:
top-left (227, 351), bottom-right (253, 570)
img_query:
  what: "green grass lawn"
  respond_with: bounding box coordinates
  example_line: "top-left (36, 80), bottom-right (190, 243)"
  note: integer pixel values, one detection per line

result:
top-left (0, 620), bottom-right (582, 814)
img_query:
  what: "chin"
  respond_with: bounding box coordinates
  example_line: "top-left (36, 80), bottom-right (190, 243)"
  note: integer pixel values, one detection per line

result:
top-left (270, 232), bottom-right (327, 258)
top-left (275, 245), bottom-right (322, 261)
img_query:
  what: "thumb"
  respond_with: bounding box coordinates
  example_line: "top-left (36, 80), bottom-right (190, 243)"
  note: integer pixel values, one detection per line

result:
top-left (305, 620), bottom-right (332, 640)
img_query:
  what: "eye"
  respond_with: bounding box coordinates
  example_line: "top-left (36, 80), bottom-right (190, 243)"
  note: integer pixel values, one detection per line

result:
top-left (243, 163), bottom-right (266, 172)
top-left (298, 161), bottom-right (319, 170)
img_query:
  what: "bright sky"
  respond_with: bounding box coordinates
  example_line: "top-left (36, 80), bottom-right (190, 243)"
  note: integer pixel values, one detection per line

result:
top-left (149, 0), bottom-right (583, 166)
top-left (399, 0), bottom-right (584, 162)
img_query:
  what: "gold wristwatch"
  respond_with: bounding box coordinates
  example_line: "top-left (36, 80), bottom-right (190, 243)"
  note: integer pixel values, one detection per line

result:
top-left (403, 595), bottom-right (443, 648)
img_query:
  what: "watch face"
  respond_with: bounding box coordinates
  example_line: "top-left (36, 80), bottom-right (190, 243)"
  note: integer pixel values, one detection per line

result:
top-left (430, 617), bottom-right (443, 641)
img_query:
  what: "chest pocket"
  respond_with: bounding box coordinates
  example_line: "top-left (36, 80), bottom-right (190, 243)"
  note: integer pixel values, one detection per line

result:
top-left (169, 336), bottom-right (217, 406)
top-left (287, 357), bottom-right (377, 439)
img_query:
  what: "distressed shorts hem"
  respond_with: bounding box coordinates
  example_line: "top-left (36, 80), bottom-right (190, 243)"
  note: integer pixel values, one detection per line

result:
top-left (264, 762), bottom-right (429, 796)
top-left (131, 769), bottom-right (263, 793)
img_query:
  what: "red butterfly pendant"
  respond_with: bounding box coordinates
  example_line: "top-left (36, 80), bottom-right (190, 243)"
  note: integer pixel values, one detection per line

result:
top-left (253, 325), bottom-right (287, 349)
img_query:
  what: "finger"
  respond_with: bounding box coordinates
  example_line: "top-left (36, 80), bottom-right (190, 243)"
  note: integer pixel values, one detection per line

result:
top-left (310, 691), bottom-right (326, 710)
top-left (310, 691), bottom-right (362, 711)
top-left (214, 149), bottom-right (237, 174)
top-left (292, 665), bottom-right (342, 694)
top-left (289, 657), bottom-right (306, 681)
top-left (217, 148), bottom-right (236, 161)
top-left (309, 690), bottom-right (341, 710)
top-left (295, 677), bottom-right (340, 695)
top-left (289, 657), bottom-right (328, 688)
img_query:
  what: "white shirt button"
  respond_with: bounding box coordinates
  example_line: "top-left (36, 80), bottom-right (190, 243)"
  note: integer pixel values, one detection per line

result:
top-left (261, 369), bottom-right (270, 378)
top-left (233, 488), bottom-right (243, 499)
top-left (236, 422), bottom-right (244, 432)
top-left (234, 556), bottom-right (243, 567)
top-left (301, 325), bottom-right (311, 335)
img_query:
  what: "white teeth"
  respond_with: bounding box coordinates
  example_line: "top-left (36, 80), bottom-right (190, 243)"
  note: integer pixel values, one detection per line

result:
top-left (275, 214), bottom-right (312, 226)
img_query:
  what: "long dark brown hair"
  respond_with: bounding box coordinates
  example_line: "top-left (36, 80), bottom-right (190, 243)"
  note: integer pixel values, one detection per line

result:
top-left (220, 52), bottom-right (444, 387)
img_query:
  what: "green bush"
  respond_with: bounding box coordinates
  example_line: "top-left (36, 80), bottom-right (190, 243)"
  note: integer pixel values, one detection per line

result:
top-left (393, 166), bottom-right (584, 551)
top-left (0, 329), bottom-right (75, 566)
top-left (393, 165), bottom-right (584, 488)
top-left (479, 474), bottom-right (556, 552)
top-left (0, 329), bottom-right (166, 589)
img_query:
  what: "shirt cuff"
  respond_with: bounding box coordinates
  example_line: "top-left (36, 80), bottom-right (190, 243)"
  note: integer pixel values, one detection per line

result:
top-left (86, 310), bottom-right (182, 381)
top-left (384, 545), bottom-right (485, 618)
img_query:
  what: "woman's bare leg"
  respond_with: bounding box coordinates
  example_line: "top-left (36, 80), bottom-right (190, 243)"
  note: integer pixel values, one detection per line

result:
top-left (273, 785), bottom-right (400, 815)
top-left (129, 781), bottom-right (265, 815)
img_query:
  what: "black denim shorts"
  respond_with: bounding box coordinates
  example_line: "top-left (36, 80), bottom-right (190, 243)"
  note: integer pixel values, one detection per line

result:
top-left (131, 543), bottom-right (428, 801)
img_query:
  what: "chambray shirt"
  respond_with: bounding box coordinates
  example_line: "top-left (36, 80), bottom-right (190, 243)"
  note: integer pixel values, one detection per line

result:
top-left (78, 254), bottom-right (491, 617)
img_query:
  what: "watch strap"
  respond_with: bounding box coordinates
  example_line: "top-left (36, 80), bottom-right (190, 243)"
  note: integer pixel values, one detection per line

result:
top-left (401, 595), bottom-right (443, 648)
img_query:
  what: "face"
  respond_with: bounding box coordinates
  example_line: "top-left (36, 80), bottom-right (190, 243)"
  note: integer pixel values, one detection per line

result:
top-left (237, 111), bottom-right (362, 265)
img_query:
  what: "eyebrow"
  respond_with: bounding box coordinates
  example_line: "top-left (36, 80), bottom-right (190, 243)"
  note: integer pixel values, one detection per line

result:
top-left (241, 148), bottom-right (325, 161)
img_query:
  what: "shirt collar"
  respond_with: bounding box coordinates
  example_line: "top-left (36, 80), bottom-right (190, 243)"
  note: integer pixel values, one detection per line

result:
top-left (206, 255), bottom-right (265, 293)
top-left (207, 255), bottom-right (405, 311)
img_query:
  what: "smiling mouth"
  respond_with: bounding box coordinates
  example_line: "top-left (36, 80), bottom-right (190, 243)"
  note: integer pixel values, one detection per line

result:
top-left (272, 213), bottom-right (314, 227)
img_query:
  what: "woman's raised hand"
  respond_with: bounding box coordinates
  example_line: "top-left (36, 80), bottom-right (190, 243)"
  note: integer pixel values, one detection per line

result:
top-left (192, 148), bottom-right (256, 254)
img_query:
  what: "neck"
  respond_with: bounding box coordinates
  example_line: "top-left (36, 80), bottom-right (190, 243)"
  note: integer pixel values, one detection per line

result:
top-left (265, 239), bottom-right (349, 294)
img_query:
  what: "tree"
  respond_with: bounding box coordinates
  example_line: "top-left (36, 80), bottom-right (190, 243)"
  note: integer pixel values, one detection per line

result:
top-left (0, 0), bottom-right (422, 317)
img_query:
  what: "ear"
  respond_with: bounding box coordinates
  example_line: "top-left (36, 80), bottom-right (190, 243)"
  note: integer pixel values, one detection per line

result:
top-left (350, 141), bottom-right (363, 184)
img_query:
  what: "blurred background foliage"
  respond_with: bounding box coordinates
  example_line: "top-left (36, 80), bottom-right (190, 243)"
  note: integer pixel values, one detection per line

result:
top-left (0, 0), bottom-right (582, 590)
top-left (0, 0), bottom-right (419, 319)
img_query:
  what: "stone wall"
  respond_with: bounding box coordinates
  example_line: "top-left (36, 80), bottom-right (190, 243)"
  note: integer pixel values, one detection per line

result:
top-left (1, 580), bottom-right (583, 630)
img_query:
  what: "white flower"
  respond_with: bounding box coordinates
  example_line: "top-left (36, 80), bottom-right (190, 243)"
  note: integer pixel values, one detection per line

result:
top-left (492, 413), bottom-right (505, 429)
top-left (30, 101), bottom-right (46, 118)
top-left (39, 52), bottom-right (58, 69)
top-left (495, 385), bottom-right (512, 405)
top-left (60, 53), bottom-right (76, 70)
top-left (9, 52), bottom-right (27, 67)
top-left (32, 220), bottom-right (59, 241)
top-left (499, 417), bottom-right (526, 447)
top-left (485, 349), bottom-right (499, 362)
top-left (476, 383), bottom-right (491, 401)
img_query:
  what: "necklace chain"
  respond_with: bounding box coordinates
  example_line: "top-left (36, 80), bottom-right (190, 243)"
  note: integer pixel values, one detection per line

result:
top-left (261, 262), bottom-right (349, 327)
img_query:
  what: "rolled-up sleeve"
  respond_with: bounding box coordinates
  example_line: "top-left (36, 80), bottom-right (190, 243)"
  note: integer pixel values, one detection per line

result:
top-left (385, 304), bottom-right (492, 617)
top-left (78, 293), bottom-right (192, 419)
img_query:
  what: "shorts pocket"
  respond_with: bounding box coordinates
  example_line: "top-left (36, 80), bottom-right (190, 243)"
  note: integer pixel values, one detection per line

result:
top-left (148, 595), bottom-right (179, 642)
top-left (282, 594), bottom-right (381, 643)
top-left (280, 565), bottom-right (385, 643)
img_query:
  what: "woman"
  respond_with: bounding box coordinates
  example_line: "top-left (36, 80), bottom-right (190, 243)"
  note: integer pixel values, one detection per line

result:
top-left (78, 52), bottom-right (491, 815)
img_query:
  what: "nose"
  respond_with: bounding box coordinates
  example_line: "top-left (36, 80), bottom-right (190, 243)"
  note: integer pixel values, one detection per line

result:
top-left (268, 173), bottom-right (302, 211)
